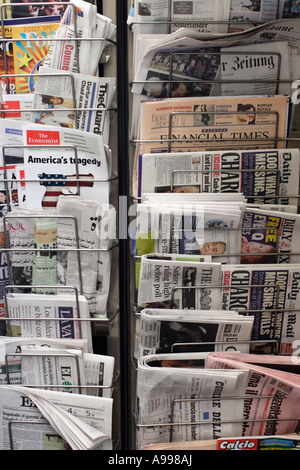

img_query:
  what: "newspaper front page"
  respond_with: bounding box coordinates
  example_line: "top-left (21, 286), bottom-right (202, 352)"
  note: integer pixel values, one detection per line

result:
top-left (220, 263), bottom-right (300, 354)
top-left (137, 253), bottom-right (222, 310)
top-left (5, 292), bottom-right (93, 353)
top-left (137, 308), bottom-right (254, 357)
top-left (135, 200), bottom-right (245, 264)
top-left (31, 66), bottom-right (116, 144)
top-left (136, 352), bottom-right (249, 448)
top-left (0, 336), bottom-right (89, 386)
top-left (205, 352), bottom-right (300, 437)
top-left (139, 95), bottom-right (289, 154)
top-left (138, 148), bottom-right (300, 206)
top-left (241, 206), bottom-right (300, 264)
top-left (132, 0), bottom-right (231, 34)
top-left (56, 195), bottom-right (114, 318)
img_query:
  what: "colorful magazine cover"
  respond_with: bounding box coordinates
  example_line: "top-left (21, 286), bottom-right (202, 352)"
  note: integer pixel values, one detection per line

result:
top-left (11, 16), bottom-right (60, 94)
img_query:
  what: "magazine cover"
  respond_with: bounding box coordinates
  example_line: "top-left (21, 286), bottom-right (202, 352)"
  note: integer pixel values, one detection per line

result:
top-left (22, 124), bottom-right (111, 209)
top-left (0, 0), bottom-right (66, 19)
top-left (0, 16), bottom-right (61, 94)
top-left (11, 18), bottom-right (60, 94)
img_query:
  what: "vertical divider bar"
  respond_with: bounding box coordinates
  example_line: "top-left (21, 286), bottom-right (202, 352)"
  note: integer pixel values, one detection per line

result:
top-left (116, 0), bottom-right (131, 451)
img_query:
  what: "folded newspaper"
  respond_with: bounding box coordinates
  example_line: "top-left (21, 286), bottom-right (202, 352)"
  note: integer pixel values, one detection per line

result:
top-left (4, 292), bottom-right (93, 353)
top-left (56, 195), bottom-right (115, 318)
top-left (137, 148), bottom-right (300, 207)
top-left (134, 197), bottom-right (245, 264)
top-left (130, 0), bottom-right (232, 35)
top-left (241, 205), bottom-right (300, 264)
top-left (0, 385), bottom-right (113, 450)
top-left (136, 307), bottom-right (254, 357)
top-left (43, 0), bottom-right (116, 75)
top-left (137, 253), bottom-right (222, 310)
top-left (31, 66), bottom-right (116, 144)
top-left (19, 345), bottom-right (114, 397)
top-left (136, 351), bottom-right (249, 448)
top-left (220, 263), bottom-right (300, 355)
top-left (205, 351), bottom-right (300, 437)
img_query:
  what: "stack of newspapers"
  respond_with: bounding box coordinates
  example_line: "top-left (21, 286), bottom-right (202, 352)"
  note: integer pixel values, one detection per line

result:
top-left (136, 351), bottom-right (300, 449)
top-left (130, 3), bottom-right (300, 450)
top-left (128, 0), bottom-right (293, 35)
top-left (0, 0), bottom-right (118, 450)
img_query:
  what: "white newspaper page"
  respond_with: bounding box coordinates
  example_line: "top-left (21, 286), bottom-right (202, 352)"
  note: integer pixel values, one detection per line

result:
top-left (5, 292), bottom-right (93, 353)
top-left (138, 149), bottom-right (300, 206)
top-left (137, 308), bottom-right (254, 357)
top-left (0, 385), bottom-right (113, 450)
top-left (136, 352), bottom-right (249, 448)
top-left (31, 67), bottom-right (116, 144)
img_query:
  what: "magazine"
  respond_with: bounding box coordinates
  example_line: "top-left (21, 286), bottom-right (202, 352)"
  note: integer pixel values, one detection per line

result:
top-left (30, 66), bottom-right (116, 144)
top-left (22, 124), bottom-right (112, 209)
top-left (136, 351), bottom-right (249, 448)
top-left (0, 0), bottom-right (67, 19)
top-left (10, 17), bottom-right (60, 94)
top-left (137, 307), bottom-right (254, 357)
top-left (0, 15), bottom-right (61, 94)
top-left (142, 433), bottom-right (300, 450)
top-left (137, 148), bottom-right (300, 206)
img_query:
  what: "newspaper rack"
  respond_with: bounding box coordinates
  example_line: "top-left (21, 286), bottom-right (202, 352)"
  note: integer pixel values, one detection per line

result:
top-left (0, 1), bottom-right (122, 450)
top-left (136, 395), bottom-right (300, 443)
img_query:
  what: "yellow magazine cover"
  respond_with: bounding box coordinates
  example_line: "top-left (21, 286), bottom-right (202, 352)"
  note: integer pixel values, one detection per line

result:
top-left (12, 19), bottom-right (60, 93)
top-left (0, 24), bottom-right (15, 94)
